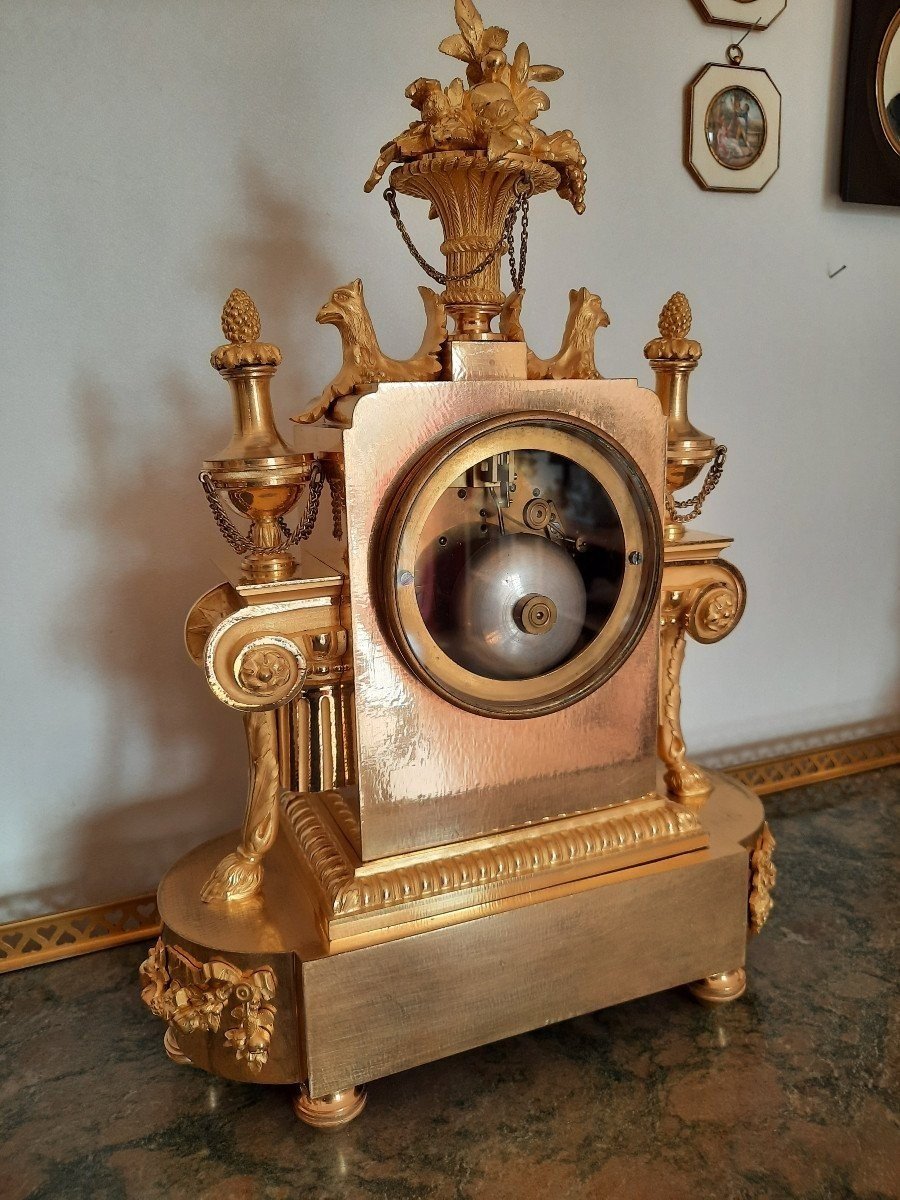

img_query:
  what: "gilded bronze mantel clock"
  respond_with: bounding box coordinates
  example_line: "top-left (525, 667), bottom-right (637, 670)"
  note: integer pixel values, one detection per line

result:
top-left (140, 0), bottom-right (776, 1129)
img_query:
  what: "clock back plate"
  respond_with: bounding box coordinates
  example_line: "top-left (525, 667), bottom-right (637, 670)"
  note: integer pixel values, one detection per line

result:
top-left (342, 377), bottom-right (666, 861)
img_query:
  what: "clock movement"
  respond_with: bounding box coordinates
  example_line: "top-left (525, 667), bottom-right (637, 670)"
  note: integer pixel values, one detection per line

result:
top-left (140, 0), bottom-right (776, 1129)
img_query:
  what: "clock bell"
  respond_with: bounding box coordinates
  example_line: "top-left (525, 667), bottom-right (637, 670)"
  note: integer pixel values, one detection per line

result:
top-left (140, 0), bottom-right (775, 1129)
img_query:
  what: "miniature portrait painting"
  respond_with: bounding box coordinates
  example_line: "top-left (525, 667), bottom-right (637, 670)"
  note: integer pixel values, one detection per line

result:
top-left (705, 86), bottom-right (766, 169)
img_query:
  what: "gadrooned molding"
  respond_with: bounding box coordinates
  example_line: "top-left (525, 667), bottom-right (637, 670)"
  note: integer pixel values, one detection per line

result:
top-left (1, 727), bottom-right (897, 973)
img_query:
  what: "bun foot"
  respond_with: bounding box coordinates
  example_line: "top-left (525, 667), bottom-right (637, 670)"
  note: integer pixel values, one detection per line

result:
top-left (293, 1083), bottom-right (367, 1129)
top-left (688, 967), bottom-right (747, 1006)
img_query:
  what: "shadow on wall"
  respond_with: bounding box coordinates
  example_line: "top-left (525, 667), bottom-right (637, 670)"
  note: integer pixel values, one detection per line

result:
top-left (205, 154), bottom-right (341, 412)
top-left (55, 374), bottom-right (242, 908)
top-left (21, 163), bottom-right (338, 918)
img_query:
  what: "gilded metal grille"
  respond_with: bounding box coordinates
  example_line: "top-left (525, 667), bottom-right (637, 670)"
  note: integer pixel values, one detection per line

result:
top-left (0, 896), bottom-right (160, 975)
top-left (724, 731), bottom-right (900, 796)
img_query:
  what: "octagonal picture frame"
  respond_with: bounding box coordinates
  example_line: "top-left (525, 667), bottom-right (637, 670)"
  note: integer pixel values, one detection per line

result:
top-left (685, 63), bottom-right (782, 192)
top-left (691, 0), bottom-right (787, 30)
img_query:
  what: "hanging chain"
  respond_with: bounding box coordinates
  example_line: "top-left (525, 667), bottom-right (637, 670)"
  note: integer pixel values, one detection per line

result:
top-left (199, 471), bottom-right (254, 554)
top-left (277, 462), bottom-right (325, 545)
top-left (508, 176), bottom-right (530, 293)
top-left (383, 175), bottom-right (533, 288)
top-left (326, 466), bottom-right (345, 541)
top-left (199, 462), bottom-right (325, 555)
top-left (665, 446), bottom-right (728, 524)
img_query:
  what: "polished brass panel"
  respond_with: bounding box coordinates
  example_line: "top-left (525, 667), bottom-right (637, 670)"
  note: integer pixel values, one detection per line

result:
top-left (341, 377), bottom-right (667, 860)
top-left (303, 852), bottom-right (746, 1094)
top-left (448, 338), bottom-right (527, 380)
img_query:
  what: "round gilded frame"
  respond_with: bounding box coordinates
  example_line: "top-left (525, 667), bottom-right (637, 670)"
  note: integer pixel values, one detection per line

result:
top-left (377, 412), bottom-right (662, 719)
top-left (876, 10), bottom-right (900, 157)
top-left (704, 85), bottom-right (768, 171)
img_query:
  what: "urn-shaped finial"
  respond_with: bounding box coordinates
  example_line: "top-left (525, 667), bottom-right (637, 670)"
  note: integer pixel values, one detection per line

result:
top-left (202, 289), bottom-right (314, 583)
top-left (644, 292), bottom-right (716, 541)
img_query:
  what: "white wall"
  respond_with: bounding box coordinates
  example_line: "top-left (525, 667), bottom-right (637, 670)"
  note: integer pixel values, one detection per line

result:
top-left (2, 0), bottom-right (897, 921)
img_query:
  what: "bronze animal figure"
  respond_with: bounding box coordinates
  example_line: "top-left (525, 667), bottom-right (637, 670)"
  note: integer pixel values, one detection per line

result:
top-left (499, 287), bottom-right (609, 380)
top-left (294, 279), bottom-right (447, 424)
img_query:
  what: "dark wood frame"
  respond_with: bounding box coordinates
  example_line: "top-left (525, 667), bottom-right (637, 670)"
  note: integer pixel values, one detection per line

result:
top-left (840, 0), bottom-right (900, 206)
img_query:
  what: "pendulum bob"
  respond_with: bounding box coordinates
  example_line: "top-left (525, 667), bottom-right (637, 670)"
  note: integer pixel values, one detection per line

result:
top-left (451, 534), bottom-right (587, 678)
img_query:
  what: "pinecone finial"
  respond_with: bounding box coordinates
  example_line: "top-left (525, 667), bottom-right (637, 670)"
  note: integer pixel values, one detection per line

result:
top-left (211, 289), bottom-right (282, 372)
top-left (658, 292), bottom-right (692, 340)
top-left (643, 291), bottom-right (701, 363)
top-left (221, 289), bottom-right (262, 345)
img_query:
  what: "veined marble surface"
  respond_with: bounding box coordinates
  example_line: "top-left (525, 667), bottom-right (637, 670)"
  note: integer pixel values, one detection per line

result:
top-left (1, 768), bottom-right (897, 1200)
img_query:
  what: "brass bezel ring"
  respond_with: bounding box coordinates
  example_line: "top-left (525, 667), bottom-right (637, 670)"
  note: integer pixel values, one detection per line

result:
top-left (876, 11), bottom-right (900, 157)
top-left (377, 412), bottom-right (662, 719)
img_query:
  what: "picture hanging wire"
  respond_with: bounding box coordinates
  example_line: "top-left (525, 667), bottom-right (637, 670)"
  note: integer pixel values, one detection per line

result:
top-left (727, 18), bottom-right (762, 66)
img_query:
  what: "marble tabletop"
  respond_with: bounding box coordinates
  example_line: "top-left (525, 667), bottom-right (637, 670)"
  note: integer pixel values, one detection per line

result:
top-left (1, 767), bottom-right (897, 1200)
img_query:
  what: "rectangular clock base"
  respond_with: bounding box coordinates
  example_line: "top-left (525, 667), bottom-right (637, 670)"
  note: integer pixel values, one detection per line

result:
top-left (154, 772), bottom-right (764, 1097)
top-left (301, 838), bottom-right (747, 1095)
